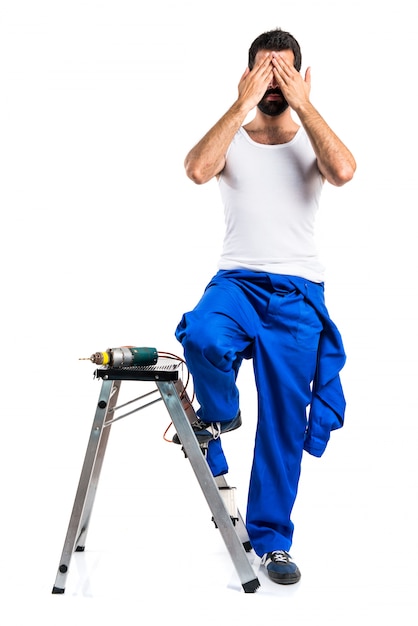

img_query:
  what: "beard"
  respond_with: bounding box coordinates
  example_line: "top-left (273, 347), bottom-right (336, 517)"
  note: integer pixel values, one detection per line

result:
top-left (257, 89), bottom-right (289, 117)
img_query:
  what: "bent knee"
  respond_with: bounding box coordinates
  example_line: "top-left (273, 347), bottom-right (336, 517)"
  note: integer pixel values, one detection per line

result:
top-left (178, 313), bottom-right (236, 370)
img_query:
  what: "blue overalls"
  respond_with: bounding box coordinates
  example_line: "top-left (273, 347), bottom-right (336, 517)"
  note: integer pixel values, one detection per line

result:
top-left (175, 269), bottom-right (346, 557)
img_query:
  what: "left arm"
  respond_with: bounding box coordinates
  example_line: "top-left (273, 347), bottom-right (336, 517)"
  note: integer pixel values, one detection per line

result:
top-left (272, 53), bottom-right (356, 187)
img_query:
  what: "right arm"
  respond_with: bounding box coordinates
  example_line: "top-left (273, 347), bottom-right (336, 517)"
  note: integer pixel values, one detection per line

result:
top-left (185, 54), bottom-right (273, 184)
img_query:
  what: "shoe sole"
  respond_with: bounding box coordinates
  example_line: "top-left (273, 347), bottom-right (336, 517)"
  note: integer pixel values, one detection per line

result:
top-left (267, 571), bottom-right (301, 585)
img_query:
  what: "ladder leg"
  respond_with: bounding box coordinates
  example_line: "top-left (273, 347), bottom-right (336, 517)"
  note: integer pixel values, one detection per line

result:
top-left (172, 379), bottom-right (252, 552)
top-left (157, 380), bottom-right (260, 593)
top-left (51, 379), bottom-right (121, 594)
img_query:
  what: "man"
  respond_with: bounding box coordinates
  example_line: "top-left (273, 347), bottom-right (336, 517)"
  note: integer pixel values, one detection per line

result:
top-left (174, 28), bottom-right (356, 585)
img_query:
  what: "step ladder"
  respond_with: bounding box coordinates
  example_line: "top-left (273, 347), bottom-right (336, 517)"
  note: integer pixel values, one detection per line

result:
top-left (51, 357), bottom-right (260, 594)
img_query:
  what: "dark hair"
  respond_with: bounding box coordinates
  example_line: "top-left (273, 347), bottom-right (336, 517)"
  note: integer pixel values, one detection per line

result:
top-left (248, 28), bottom-right (302, 71)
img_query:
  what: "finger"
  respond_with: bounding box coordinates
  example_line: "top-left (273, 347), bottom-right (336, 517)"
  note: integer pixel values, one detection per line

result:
top-left (272, 64), bottom-right (288, 89)
top-left (250, 59), bottom-right (274, 92)
top-left (252, 52), bottom-right (273, 74)
top-left (239, 67), bottom-right (250, 82)
top-left (305, 66), bottom-right (312, 88)
top-left (272, 53), bottom-right (295, 79)
top-left (240, 60), bottom-right (271, 93)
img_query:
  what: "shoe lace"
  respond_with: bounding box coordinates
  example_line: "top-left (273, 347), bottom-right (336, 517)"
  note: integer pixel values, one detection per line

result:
top-left (209, 422), bottom-right (221, 439)
top-left (271, 551), bottom-right (290, 563)
top-left (262, 550), bottom-right (291, 565)
top-left (191, 419), bottom-right (221, 439)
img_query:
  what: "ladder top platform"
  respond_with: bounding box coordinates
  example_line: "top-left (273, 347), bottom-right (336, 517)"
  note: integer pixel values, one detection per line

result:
top-left (94, 357), bottom-right (181, 382)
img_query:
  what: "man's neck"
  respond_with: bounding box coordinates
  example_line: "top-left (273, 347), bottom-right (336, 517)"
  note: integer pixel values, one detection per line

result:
top-left (243, 109), bottom-right (299, 145)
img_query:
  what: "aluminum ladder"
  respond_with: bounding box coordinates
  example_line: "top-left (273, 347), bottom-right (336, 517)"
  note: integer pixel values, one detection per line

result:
top-left (51, 357), bottom-right (260, 594)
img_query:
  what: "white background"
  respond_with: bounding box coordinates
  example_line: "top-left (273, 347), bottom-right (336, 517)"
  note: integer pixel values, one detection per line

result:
top-left (1, 1), bottom-right (417, 623)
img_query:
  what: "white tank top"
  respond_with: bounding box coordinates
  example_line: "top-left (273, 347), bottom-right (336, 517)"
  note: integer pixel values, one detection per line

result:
top-left (218, 127), bottom-right (325, 282)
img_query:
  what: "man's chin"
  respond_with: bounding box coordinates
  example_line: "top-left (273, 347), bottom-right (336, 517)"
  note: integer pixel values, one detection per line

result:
top-left (257, 101), bottom-right (289, 117)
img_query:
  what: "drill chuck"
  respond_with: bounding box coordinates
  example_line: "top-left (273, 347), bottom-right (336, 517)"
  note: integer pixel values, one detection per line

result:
top-left (84, 347), bottom-right (158, 368)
